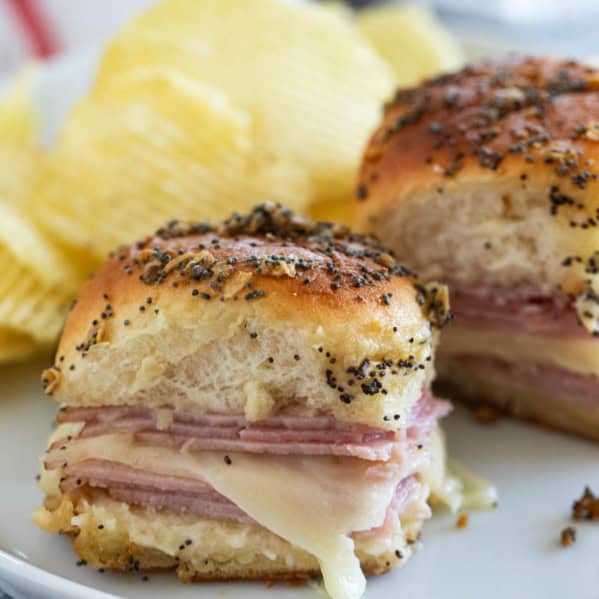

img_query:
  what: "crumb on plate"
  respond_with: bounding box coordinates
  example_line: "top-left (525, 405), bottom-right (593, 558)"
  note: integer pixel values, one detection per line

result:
top-left (560, 526), bottom-right (577, 547)
top-left (456, 513), bottom-right (469, 529)
top-left (572, 486), bottom-right (599, 521)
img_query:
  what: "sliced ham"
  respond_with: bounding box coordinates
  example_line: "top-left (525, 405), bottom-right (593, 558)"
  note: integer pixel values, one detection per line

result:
top-left (107, 487), bottom-right (254, 523)
top-left (59, 459), bottom-right (215, 496)
top-left (353, 475), bottom-right (427, 540)
top-left (452, 355), bottom-right (599, 408)
top-left (407, 393), bottom-right (451, 439)
top-left (449, 286), bottom-right (588, 337)
top-left (80, 419), bottom-right (243, 440)
top-left (58, 406), bottom-right (389, 433)
top-left (53, 391), bottom-right (449, 461)
top-left (134, 431), bottom-right (400, 461)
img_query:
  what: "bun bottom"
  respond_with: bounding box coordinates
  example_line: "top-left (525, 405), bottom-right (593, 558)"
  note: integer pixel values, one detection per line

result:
top-left (437, 357), bottom-right (599, 441)
top-left (33, 490), bottom-right (423, 583)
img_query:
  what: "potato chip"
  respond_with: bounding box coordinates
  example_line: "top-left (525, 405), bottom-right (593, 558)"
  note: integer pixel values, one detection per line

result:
top-left (0, 328), bottom-right (40, 362)
top-left (308, 195), bottom-right (352, 226)
top-left (0, 65), bottom-right (81, 360)
top-left (0, 65), bottom-right (38, 146)
top-left (320, 0), bottom-right (354, 20)
top-left (357, 4), bottom-right (464, 87)
top-left (0, 197), bottom-right (78, 288)
top-left (0, 246), bottom-right (71, 345)
top-left (96, 0), bottom-right (394, 205)
top-left (32, 68), bottom-right (311, 263)
top-left (0, 72), bottom-right (79, 289)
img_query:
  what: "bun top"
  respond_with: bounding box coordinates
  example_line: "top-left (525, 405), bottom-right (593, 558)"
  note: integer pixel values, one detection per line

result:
top-left (42, 204), bottom-right (448, 427)
top-left (355, 56), bottom-right (599, 230)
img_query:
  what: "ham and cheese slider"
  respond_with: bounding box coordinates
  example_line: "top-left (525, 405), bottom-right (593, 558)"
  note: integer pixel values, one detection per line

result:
top-left (354, 57), bottom-right (599, 439)
top-left (34, 203), bottom-right (452, 599)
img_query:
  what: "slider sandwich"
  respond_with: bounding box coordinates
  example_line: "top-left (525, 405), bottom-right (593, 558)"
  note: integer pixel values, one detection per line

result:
top-left (34, 204), bottom-right (452, 599)
top-left (354, 57), bottom-right (599, 439)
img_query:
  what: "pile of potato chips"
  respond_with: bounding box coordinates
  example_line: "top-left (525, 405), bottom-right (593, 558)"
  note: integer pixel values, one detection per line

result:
top-left (0, 69), bottom-right (80, 361)
top-left (0, 0), bottom-right (463, 363)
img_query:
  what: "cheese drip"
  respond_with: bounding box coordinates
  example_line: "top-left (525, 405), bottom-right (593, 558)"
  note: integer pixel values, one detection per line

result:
top-left (447, 459), bottom-right (498, 511)
top-left (424, 428), bottom-right (497, 512)
top-left (46, 432), bottom-right (407, 599)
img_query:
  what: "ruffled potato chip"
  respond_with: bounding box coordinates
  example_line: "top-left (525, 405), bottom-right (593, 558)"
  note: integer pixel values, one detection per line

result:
top-left (357, 4), bottom-right (464, 87)
top-left (96, 0), bottom-right (394, 206)
top-left (308, 195), bottom-right (352, 226)
top-left (0, 329), bottom-right (39, 362)
top-left (0, 246), bottom-right (72, 345)
top-left (0, 65), bottom-right (38, 146)
top-left (0, 67), bottom-right (79, 361)
top-left (33, 69), bottom-right (311, 262)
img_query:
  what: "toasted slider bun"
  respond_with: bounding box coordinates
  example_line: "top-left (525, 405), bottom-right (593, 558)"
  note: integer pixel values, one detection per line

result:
top-left (44, 204), bottom-right (447, 429)
top-left (353, 57), bottom-right (599, 437)
top-left (36, 204), bottom-right (450, 594)
top-left (354, 57), bottom-right (599, 297)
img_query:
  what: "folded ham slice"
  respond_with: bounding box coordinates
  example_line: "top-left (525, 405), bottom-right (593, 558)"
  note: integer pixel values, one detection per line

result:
top-left (54, 391), bottom-right (450, 462)
top-left (59, 460), bottom-right (254, 523)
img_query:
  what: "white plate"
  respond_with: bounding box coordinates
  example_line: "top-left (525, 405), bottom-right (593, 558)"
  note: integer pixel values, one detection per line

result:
top-left (2, 359), bottom-right (599, 599)
top-left (2, 49), bottom-right (599, 599)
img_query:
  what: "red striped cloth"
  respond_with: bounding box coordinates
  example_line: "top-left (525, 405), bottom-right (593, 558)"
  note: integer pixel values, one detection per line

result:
top-left (4, 0), bottom-right (60, 59)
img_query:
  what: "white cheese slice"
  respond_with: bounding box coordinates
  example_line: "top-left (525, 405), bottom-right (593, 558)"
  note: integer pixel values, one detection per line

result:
top-left (48, 432), bottom-right (406, 599)
top-left (440, 325), bottom-right (599, 376)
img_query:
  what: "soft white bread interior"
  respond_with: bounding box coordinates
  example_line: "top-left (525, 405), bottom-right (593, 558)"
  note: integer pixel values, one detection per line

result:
top-left (42, 203), bottom-right (449, 429)
top-left (354, 57), bottom-right (599, 300)
top-left (371, 181), bottom-right (574, 294)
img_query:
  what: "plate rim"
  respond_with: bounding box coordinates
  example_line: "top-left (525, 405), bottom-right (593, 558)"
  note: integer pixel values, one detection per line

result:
top-left (0, 548), bottom-right (120, 599)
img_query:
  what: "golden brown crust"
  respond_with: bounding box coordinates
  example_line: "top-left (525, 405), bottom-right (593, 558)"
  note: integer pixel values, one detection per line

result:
top-left (63, 219), bottom-right (415, 344)
top-left (64, 532), bottom-right (391, 582)
top-left (355, 57), bottom-right (599, 234)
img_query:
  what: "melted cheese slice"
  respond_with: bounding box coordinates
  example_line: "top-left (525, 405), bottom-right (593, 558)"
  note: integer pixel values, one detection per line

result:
top-left (49, 432), bottom-right (405, 599)
top-left (441, 326), bottom-right (599, 376)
